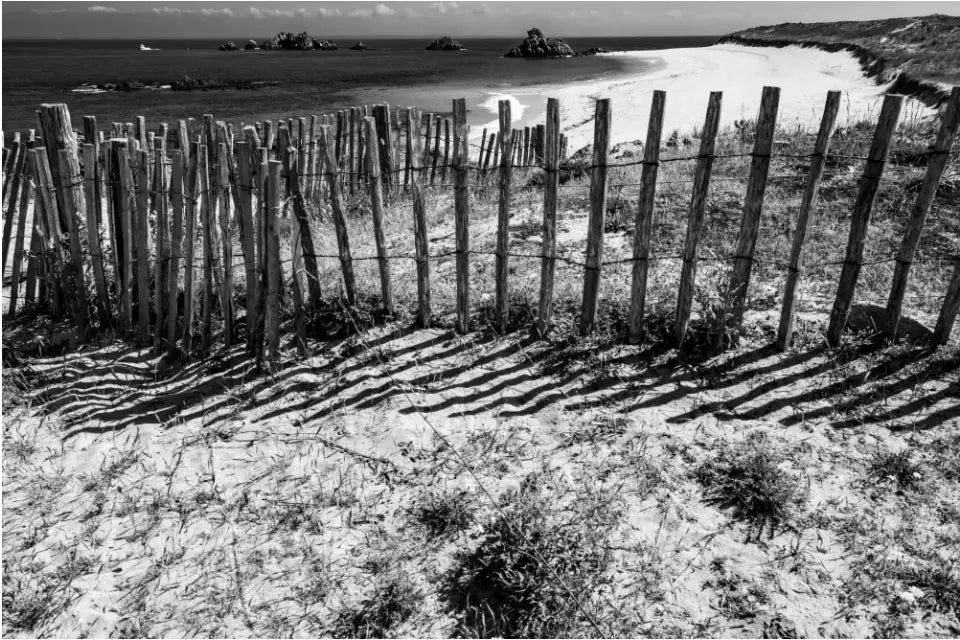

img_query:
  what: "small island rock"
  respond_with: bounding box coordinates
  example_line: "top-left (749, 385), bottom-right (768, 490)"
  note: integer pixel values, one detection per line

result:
top-left (426, 36), bottom-right (465, 51)
top-left (580, 47), bottom-right (611, 56)
top-left (349, 41), bottom-right (368, 50)
top-left (218, 40), bottom-right (239, 51)
top-left (504, 28), bottom-right (576, 58)
top-left (244, 40), bottom-right (259, 50)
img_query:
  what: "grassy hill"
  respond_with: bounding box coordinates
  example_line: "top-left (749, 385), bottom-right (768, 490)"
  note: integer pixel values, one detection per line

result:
top-left (719, 14), bottom-right (960, 105)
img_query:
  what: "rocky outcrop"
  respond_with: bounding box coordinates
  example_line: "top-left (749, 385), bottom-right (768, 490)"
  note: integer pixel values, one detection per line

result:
top-left (244, 40), bottom-right (259, 50)
top-left (579, 47), bottom-right (611, 56)
top-left (426, 36), bottom-right (465, 51)
top-left (257, 32), bottom-right (337, 51)
top-left (349, 42), bottom-right (368, 50)
top-left (218, 41), bottom-right (239, 51)
top-left (504, 28), bottom-right (576, 58)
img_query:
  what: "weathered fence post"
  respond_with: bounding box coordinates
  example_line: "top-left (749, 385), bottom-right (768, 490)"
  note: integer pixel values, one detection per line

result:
top-left (452, 99), bottom-right (471, 334)
top-left (581, 98), bottom-right (612, 335)
top-left (934, 264), bottom-right (960, 346)
top-left (886, 87), bottom-right (960, 338)
top-left (153, 147), bottom-right (169, 351)
top-left (319, 124), bottom-right (358, 305)
top-left (364, 116), bottom-right (395, 315)
top-left (430, 115), bottom-right (441, 185)
top-left (83, 143), bottom-right (111, 325)
top-left (115, 144), bottom-right (135, 332)
top-left (265, 161), bottom-right (282, 366)
top-left (776, 90), bottom-right (842, 350)
top-left (826, 94), bottom-right (903, 347)
top-left (167, 150), bottom-right (184, 354)
top-left (7, 154), bottom-right (34, 318)
top-left (495, 100), bottom-right (513, 332)
top-left (674, 91), bottom-right (723, 343)
top-left (537, 98), bottom-right (561, 337)
top-left (727, 86), bottom-right (780, 328)
top-left (628, 90), bottom-right (667, 344)
top-left (134, 150), bottom-right (151, 345)
top-left (234, 142), bottom-right (260, 351)
top-left (2, 136), bottom-right (24, 271)
top-left (407, 109), bottom-right (431, 328)
top-left (182, 140), bottom-right (200, 353)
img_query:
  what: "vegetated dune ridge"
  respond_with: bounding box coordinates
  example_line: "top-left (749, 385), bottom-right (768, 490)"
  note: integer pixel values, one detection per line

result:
top-left (718, 14), bottom-right (960, 106)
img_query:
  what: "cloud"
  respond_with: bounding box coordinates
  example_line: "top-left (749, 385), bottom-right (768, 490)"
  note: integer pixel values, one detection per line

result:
top-left (200, 7), bottom-right (234, 16)
top-left (317, 8), bottom-right (341, 17)
top-left (250, 7), bottom-right (295, 18)
top-left (88, 5), bottom-right (117, 12)
top-left (153, 6), bottom-right (182, 14)
top-left (665, 9), bottom-right (684, 19)
top-left (373, 4), bottom-right (396, 16)
top-left (430, 1), bottom-right (458, 13)
top-left (348, 8), bottom-right (372, 17)
top-left (153, 5), bottom-right (234, 17)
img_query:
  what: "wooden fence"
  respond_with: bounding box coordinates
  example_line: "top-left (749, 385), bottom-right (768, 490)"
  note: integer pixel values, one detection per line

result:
top-left (2, 86), bottom-right (959, 368)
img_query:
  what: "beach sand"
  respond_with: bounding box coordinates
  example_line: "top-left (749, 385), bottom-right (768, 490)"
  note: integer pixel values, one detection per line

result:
top-left (474, 43), bottom-right (934, 152)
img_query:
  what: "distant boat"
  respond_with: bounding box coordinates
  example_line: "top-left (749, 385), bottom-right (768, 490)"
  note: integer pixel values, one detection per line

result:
top-left (139, 44), bottom-right (158, 51)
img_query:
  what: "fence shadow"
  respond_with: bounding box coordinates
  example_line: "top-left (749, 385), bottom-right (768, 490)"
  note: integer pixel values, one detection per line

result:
top-left (16, 313), bottom-right (957, 441)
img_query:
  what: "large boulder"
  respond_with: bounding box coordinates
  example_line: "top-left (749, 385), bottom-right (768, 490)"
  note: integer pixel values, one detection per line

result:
top-left (244, 40), bottom-right (259, 50)
top-left (218, 40), bottom-right (239, 51)
top-left (504, 28), bottom-right (576, 58)
top-left (349, 41), bottom-right (368, 50)
top-left (426, 36), bottom-right (465, 51)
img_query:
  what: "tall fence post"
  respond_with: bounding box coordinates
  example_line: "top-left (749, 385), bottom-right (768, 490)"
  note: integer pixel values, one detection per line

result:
top-left (407, 108), bottom-right (431, 328)
top-left (7, 154), bottom-right (34, 318)
top-left (364, 116), bottom-right (395, 315)
top-left (886, 87), bottom-right (960, 338)
top-left (83, 143), bottom-right (111, 326)
top-left (776, 90), bottom-right (842, 350)
top-left (115, 144), bottom-right (135, 333)
top-left (628, 90), bottom-right (667, 344)
top-left (537, 98), bottom-right (560, 337)
top-left (167, 150), bottom-right (184, 355)
top-left (153, 147), bottom-right (169, 351)
top-left (452, 98), bottom-right (471, 334)
top-left (495, 99), bottom-right (513, 332)
top-left (581, 98), bottom-right (612, 335)
top-left (826, 94), bottom-right (903, 347)
top-left (727, 86), bottom-right (780, 328)
top-left (674, 91), bottom-right (723, 343)
top-left (319, 124), bottom-right (358, 305)
top-left (265, 160), bottom-right (282, 366)
top-left (285, 146), bottom-right (322, 312)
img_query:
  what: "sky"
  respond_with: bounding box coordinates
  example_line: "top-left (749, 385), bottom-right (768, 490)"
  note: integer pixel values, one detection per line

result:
top-left (3, 0), bottom-right (960, 39)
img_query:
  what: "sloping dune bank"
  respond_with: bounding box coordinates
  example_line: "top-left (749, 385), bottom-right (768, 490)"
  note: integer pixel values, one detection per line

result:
top-left (479, 43), bottom-right (935, 150)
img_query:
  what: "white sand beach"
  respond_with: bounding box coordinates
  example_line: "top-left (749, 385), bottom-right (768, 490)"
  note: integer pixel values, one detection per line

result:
top-left (474, 43), bottom-right (934, 151)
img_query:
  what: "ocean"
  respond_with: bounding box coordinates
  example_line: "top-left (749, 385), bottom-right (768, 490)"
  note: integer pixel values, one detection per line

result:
top-left (2, 36), bottom-right (717, 134)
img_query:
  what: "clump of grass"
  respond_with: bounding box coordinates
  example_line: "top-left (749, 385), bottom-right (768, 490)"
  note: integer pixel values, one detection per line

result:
top-left (695, 436), bottom-right (807, 540)
top-left (443, 480), bottom-right (612, 638)
top-left (705, 557), bottom-right (771, 620)
top-left (409, 489), bottom-right (474, 538)
top-left (331, 572), bottom-right (422, 638)
top-left (867, 449), bottom-right (924, 492)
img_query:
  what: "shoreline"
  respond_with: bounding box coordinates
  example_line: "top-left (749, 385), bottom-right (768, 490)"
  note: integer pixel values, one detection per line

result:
top-left (484, 43), bottom-right (936, 154)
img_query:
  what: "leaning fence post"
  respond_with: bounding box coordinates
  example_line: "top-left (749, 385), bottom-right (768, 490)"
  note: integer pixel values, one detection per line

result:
top-left (319, 124), bottom-right (358, 305)
top-left (934, 263), bottom-right (960, 346)
top-left (182, 140), bottom-right (200, 354)
top-left (364, 116), bottom-right (395, 315)
top-left (581, 98), bottom-right (612, 335)
top-left (886, 87), bottom-right (960, 338)
top-left (452, 98), bottom-right (471, 334)
top-left (727, 86), bottom-right (780, 329)
top-left (285, 146), bottom-right (322, 312)
top-left (537, 98), bottom-right (560, 337)
top-left (826, 94), bottom-right (903, 347)
top-left (7, 155), bottom-right (34, 318)
top-left (495, 100), bottom-right (514, 332)
top-left (153, 147), bottom-right (169, 351)
top-left (628, 90), bottom-right (667, 344)
top-left (674, 91), bottom-right (723, 343)
top-left (2, 136), bottom-right (24, 272)
top-left (776, 90), bottom-right (842, 351)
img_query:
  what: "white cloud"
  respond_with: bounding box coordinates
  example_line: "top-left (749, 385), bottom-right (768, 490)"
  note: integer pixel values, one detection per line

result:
top-left (430, 1), bottom-right (458, 13)
top-left (373, 4), bottom-right (396, 16)
top-left (88, 5), bottom-right (117, 12)
top-left (349, 8), bottom-right (373, 17)
top-left (200, 7), bottom-right (234, 16)
top-left (317, 8), bottom-right (341, 17)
